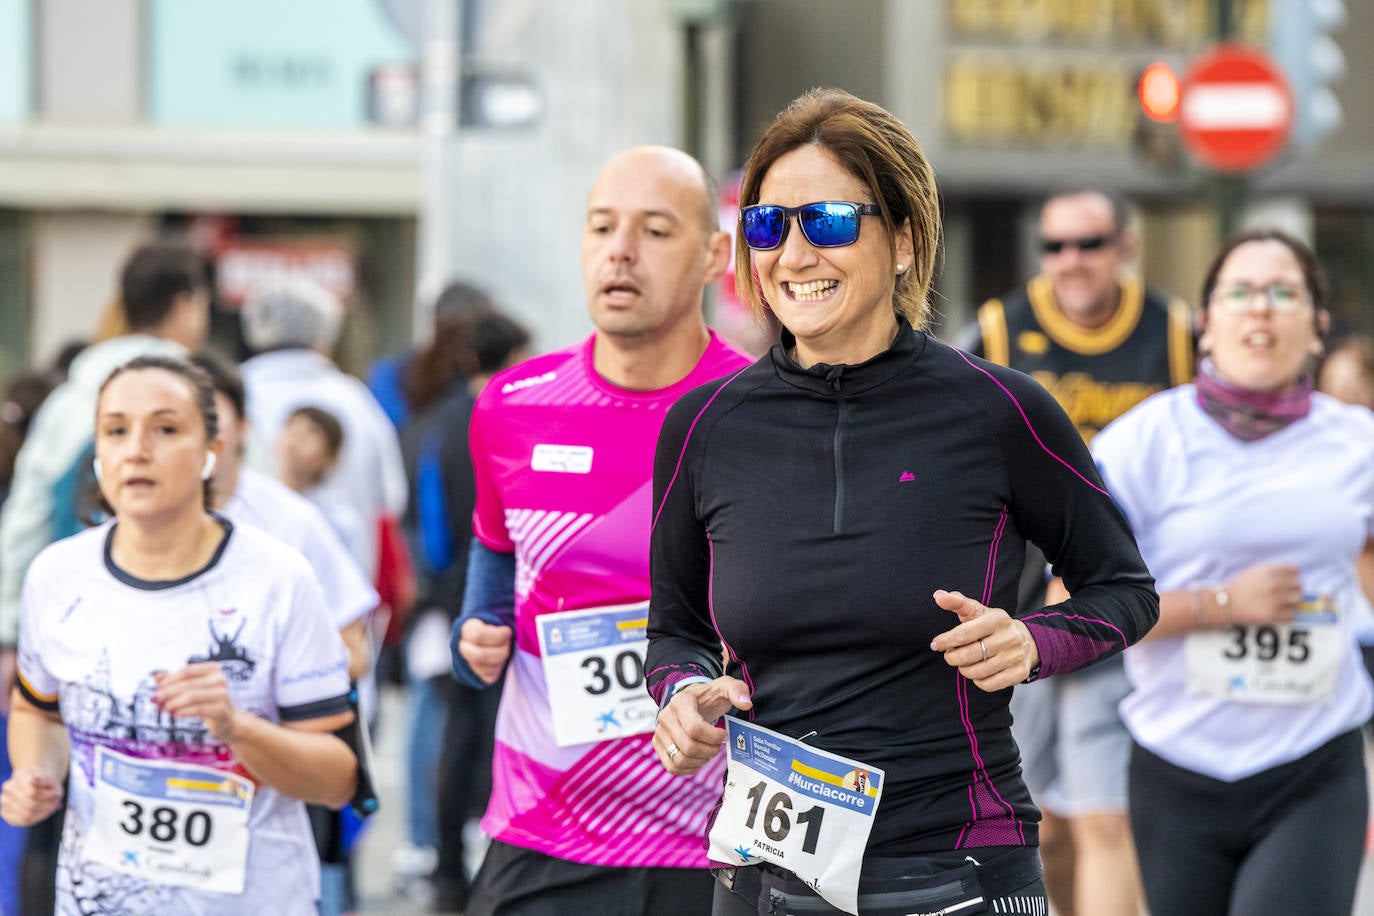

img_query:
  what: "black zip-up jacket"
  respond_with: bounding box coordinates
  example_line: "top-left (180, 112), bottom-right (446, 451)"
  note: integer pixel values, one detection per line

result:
top-left (646, 324), bottom-right (1158, 856)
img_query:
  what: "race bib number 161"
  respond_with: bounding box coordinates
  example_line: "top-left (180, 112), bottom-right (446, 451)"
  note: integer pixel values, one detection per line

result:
top-left (708, 717), bottom-right (884, 916)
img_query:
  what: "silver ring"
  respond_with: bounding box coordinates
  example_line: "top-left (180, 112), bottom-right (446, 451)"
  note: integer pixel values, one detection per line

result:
top-left (666, 743), bottom-right (680, 761)
top-left (979, 639), bottom-right (988, 663)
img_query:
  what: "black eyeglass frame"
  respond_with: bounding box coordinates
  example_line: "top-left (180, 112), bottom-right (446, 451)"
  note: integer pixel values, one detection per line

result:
top-left (740, 201), bottom-right (883, 251)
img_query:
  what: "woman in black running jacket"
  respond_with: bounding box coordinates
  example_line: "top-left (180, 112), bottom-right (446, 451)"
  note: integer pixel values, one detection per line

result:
top-left (645, 88), bottom-right (1158, 916)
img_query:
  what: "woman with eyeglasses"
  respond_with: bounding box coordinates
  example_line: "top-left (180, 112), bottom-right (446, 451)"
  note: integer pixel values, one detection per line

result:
top-left (1, 355), bottom-right (358, 914)
top-left (1089, 228), bottom-right (1373, 916)
top-left (644, 87), bottom-right (1158, 916)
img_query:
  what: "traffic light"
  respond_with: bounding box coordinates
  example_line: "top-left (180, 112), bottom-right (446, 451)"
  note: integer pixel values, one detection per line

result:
top-left (1132, 61), bottom-right (1184, 170)
top-left (1269, 0), bottom-right (1346, 151)
top-left (1138, 61), bottom-right (1181, 123)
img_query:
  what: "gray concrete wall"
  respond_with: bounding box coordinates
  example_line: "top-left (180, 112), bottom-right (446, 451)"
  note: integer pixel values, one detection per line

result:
top-left (38, 0), bottom-right (142, 121)
top-left (441, 0), bottom-right (687, 353)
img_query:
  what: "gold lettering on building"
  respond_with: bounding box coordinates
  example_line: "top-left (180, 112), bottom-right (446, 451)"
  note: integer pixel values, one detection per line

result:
top-left (945, 59), bottom-right (1138, 147)
top-left (949, 0), bottom-right (1265, 45)
top-left (943, 0), bottom-right (1269, 146)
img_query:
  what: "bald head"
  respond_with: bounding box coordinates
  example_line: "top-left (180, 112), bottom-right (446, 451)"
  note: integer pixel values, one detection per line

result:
top-left (589, 146), bottom-right (718, 235)
top-left (581, 145), bottom-right (732, 348)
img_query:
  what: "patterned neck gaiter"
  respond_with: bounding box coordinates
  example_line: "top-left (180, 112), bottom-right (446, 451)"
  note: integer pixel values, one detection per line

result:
top-left (1194, 356), bottom-right (1313, 442)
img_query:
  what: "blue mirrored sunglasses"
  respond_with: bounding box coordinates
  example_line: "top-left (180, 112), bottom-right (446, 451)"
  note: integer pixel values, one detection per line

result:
top-left (740, 201), bottom-right (882, 251)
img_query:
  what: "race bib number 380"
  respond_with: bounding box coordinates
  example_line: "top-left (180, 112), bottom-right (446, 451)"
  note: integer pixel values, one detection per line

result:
top-left (84, 747), bottom-right (255, 894)
top-left (708, 717), bottom-right (884, 916)
top-left (536, 602), bottom-right (655, 747)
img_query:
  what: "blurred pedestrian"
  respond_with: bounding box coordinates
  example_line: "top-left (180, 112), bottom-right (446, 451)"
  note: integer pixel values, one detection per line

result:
top-left (276, 405), bottom-right (344, 489)
top-left (239, 278), bottom-right (408, 583)
top-left (188, 350), bottom-right (382, 916)
top-left (0, 239), bottom-right (210, 914)
top-left (0, 373), bottom-right (58, 506)
top-left (368, 280), bottom-right (499, 431)
top-left (451, 145), bottom-right (749, 916)
top-left (396, 305), bottom-right (530, 911)
top-left (274, 401), bottom-right (372, 916)
top-left (0, 240), bottom-right (210, 645)
top-left (0, 369), bottom-right (57, 916)
top-left (1093, 228), bottom-right (1370, 916)
top-left (955, 187), bottom-right (1193, 916)
top-left (190, 351), bottom-right (378, 679)
top-left (277, 405), bottom-right (371, 568)
top-left (1317, 333), bottom-right (1374, 410)
top-left (1316, 334), bottom-right (1374, 688)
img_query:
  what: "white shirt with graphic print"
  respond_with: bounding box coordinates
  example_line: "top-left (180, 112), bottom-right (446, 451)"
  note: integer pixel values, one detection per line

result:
top-left (16, 518), bottom-right (352, 915)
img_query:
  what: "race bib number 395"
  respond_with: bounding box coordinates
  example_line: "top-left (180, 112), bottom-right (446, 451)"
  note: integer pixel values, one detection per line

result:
top-left (536, 602), bottom-right (656, 747)
top-left (708, 717), bottom-right (884, 916)
top-left (1185, 593), bottom-right (1344, 704)
top-left (84, 747), bottom-right (255, 895)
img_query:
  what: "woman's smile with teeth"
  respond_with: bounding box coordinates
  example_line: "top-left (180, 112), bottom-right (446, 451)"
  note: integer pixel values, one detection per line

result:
top-left (786, 279), bottom-right (838, 300)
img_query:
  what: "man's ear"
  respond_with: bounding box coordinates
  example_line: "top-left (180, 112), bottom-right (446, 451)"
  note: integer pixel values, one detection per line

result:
top-left (703, 230), bottom-right (732, 285)
top-left (1114, 227), bottom-right (1141, 264)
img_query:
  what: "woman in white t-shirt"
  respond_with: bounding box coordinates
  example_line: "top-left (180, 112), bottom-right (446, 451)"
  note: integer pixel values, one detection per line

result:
top-left (0, 354), bottom-right (357, 915)
top-left (1093, 229), bottom-right (1374, 916)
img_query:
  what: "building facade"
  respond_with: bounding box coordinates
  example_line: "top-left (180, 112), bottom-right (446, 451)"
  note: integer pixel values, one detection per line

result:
top-left (737, 0), bottom-right (1374, 336)
top-left (1, 0), bottom-right (1369, 384)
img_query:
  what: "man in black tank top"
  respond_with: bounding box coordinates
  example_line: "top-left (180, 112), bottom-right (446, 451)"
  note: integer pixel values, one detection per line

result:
top-left (955, 188), bottom-right (1193, 916)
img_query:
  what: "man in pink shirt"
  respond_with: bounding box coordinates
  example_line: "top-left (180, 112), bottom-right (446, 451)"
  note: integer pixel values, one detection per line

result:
top-left (452, 146), bottom-right (751, 915)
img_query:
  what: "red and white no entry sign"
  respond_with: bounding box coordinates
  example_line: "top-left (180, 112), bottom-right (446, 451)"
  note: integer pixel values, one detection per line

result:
top-left (1178, 44), bottom-right (1293, 172)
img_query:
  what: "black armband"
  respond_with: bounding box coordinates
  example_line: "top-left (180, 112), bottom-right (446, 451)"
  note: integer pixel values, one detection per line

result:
top-left (333, 683), bottom-right (380, 818)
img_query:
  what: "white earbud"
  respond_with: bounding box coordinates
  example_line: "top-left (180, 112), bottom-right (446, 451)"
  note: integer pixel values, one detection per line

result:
top-left (92, 457), bottom-right (103, 484)
top-left (201, 452), bottom-right (218, 481)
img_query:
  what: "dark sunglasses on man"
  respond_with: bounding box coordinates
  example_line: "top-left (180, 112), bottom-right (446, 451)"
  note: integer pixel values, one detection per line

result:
top-left (741, 201), bottom-right (882, 251)
top-left (1040, 233), bottom-right (1117, 255)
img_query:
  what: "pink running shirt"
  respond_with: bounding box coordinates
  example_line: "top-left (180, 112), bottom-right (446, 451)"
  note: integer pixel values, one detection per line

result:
top-left (470, 330), bottom-right (750, 867)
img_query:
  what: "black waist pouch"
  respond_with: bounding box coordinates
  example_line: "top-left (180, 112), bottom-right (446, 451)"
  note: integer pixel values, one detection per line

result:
top-left (716, 847), bottom-right (1039, 916)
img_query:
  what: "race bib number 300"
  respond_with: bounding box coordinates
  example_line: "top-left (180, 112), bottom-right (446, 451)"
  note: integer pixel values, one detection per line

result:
top-left (84, 747), bottom-right (255, 894)
top-left (536, 602), bottom-right (656, 747)
top-left (708, 717), bottom-right (884, 916)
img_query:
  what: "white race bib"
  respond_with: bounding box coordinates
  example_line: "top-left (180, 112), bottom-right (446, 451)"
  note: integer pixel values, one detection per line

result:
top-left (708, 717), bottom-right (884, 916)
top-left (84, 747), bottom-right (255, 894)
top-left (1186, 594), bottom-right (1344, 704)
top-left (536, 602), bottom-right (656, 747)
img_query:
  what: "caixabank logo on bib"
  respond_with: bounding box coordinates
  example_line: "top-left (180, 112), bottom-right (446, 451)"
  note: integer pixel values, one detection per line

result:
top-left (593, 702), bottom-right (654, 735)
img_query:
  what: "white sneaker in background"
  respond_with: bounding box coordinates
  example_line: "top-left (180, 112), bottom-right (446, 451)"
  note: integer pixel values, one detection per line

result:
top-left (391, 842), bottom-right (438, 899)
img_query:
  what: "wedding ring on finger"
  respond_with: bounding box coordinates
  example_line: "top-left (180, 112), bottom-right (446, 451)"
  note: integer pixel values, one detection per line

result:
top-left (979, 639), bottom-right (988, 663)
top-left (666, 743), bottom-right (680, 762)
